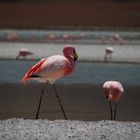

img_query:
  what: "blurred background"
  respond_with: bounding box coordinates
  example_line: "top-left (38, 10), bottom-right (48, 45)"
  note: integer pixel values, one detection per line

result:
top-left (0, 0), bottom-right (140, 29)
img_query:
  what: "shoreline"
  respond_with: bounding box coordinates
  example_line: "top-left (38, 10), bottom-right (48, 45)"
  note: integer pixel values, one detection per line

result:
top-left (1, 26), bottom-right (140, 31)
top-left (1, 58), bottom-right (140, 64)
top-left (0, 83), bottom-right (140, 121)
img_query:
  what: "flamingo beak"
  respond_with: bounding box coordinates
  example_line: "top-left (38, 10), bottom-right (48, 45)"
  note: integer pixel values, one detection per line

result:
top-left (74, 53), bottom-right (78, 61)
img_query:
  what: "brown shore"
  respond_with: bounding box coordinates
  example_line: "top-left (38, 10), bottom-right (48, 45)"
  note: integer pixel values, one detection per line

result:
top-left (0, 83), bottom-right (140, 121)
top-left (0, 1), bottom-right (140, 29)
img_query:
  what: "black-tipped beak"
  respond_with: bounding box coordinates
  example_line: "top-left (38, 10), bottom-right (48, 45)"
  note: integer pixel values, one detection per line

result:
top-left (74, 53), bottom-right (78, 61)
top-left (74, 54), bottom-right (78, 61)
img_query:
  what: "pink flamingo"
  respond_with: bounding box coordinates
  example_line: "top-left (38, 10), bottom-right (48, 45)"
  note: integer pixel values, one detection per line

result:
top-left (16, 48), bottom-right (34, 59)
top-left (111, 34), bottom-right (123, 44)
top-left (103, 81), bottom-right (124, 120)
top-left (63, 34), bottom-right (75, 40)
top-left (102, 34), bottom-right (123, 44)
top-left (6, 32), bottom-right (19, 41)
top-left (22, 45), bottom-right (78, 120)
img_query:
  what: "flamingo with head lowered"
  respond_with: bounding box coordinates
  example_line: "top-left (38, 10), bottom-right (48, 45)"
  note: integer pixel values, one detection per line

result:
top-left (22, 45), bottom-right (78, 120)
top-left (102, 81), bottom-right (124, 120)
top-left (16, 48), bottom-right (34, 59)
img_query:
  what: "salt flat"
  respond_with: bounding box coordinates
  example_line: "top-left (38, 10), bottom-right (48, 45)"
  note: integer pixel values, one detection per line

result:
top-left (0, 42), bottom-right (140, 63)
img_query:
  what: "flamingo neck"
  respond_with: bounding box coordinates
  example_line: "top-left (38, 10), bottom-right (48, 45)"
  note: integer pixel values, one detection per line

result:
top-left (108, 92), bottom-right (113, 101)
top-left (66, 55), bottom-right (75, 66)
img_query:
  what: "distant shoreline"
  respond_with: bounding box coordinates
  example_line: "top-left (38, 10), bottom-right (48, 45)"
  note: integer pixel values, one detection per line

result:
top-left (1, 26), bottom-right (140, 31)
top-left (1, 57), bottom-right (140, 64)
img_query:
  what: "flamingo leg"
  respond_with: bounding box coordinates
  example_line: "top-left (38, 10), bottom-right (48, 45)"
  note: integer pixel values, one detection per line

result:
top-left (35, 83), bottom-right (47, 119)
top-left (52, 84), bottom-right (67, 120)
top-left (113, 103), bottom-right (118, 120)
top-left (104, 54), bottom-right (107, 62)
top-left (109, 101), bottom-right (113, 120)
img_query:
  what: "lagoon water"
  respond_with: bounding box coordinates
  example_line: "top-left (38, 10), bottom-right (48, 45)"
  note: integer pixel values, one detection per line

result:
top-left (0, 60), bottom-right (140, 86)
top-left (0, 30), bottom-right (140, 121)
top-left (0, 30), bottom-right (140, 85)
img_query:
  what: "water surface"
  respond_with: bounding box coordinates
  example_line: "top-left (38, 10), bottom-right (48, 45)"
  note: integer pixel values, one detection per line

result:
top-left (0, 60), bottom-right (140, 86)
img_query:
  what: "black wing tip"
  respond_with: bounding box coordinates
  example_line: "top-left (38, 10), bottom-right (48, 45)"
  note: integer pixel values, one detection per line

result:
top-left (29, 74), bottom-right (40, 78)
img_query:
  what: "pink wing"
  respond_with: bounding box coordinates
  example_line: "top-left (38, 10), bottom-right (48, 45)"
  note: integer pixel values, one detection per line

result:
top-left (22, 58), bottom-right (46, 83)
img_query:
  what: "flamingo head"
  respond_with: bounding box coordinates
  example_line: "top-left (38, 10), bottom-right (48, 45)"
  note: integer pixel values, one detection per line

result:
top-left (63, 45), bottom-right (78, 62)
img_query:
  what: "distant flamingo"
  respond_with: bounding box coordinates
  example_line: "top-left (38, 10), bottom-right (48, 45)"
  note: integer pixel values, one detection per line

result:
top-left (6, 32), bottom-right (19, 41)
top-left (111, 34), bottom-right (123, 44)
top-left (22, 45), bottom-right (78, 120)
top-left (63, 34), bottom-right (75, 40)
top-left (104, 47), bottom-right (114, 62)
top-left (102, 81), bottom-right (124, 120)
top-left (102, 34), bottom-right (123, 44)
top-left (16, 48), bottom-right (34, 59)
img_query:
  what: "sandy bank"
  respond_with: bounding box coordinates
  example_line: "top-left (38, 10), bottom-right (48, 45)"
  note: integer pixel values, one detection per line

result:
top-left (0, 118), bottom-right (139, 140)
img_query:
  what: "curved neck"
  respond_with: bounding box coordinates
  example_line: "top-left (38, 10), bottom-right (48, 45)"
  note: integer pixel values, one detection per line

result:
top-left (66, 55), bottom-right (75, 66)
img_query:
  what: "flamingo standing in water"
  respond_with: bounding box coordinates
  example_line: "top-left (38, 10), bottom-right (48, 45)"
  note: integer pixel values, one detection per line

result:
top-left (22, 45), bottom-right (78, 120)
top-left (102, 81), bottom-right (124, 120)
top-left (16, 48), bottom-right (34, 59)
top-left (104, 47), bottom-right (114, 62)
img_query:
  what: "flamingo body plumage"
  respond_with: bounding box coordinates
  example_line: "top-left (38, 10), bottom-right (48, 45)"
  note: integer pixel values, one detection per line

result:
top-left (22, 47), bottom-right (77, 84)
top-left (102, 81), bottom-right (124, 120)
top-left (25, 55), bottom-right (72, 84)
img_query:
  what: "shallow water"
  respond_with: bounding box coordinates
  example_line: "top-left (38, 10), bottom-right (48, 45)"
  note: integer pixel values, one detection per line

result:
top-left (0, 30), bottom-right (140, 85)
top-left (0, 60), bottom-right (140, 86)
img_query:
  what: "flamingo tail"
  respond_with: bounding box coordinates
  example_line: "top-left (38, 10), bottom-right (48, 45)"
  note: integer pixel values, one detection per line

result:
top-left (22, 58), bottom-right (46, 84)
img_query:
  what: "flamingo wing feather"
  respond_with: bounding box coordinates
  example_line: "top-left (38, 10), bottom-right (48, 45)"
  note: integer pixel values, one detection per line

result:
top-left (22, 58), bottom-right (46, 83)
